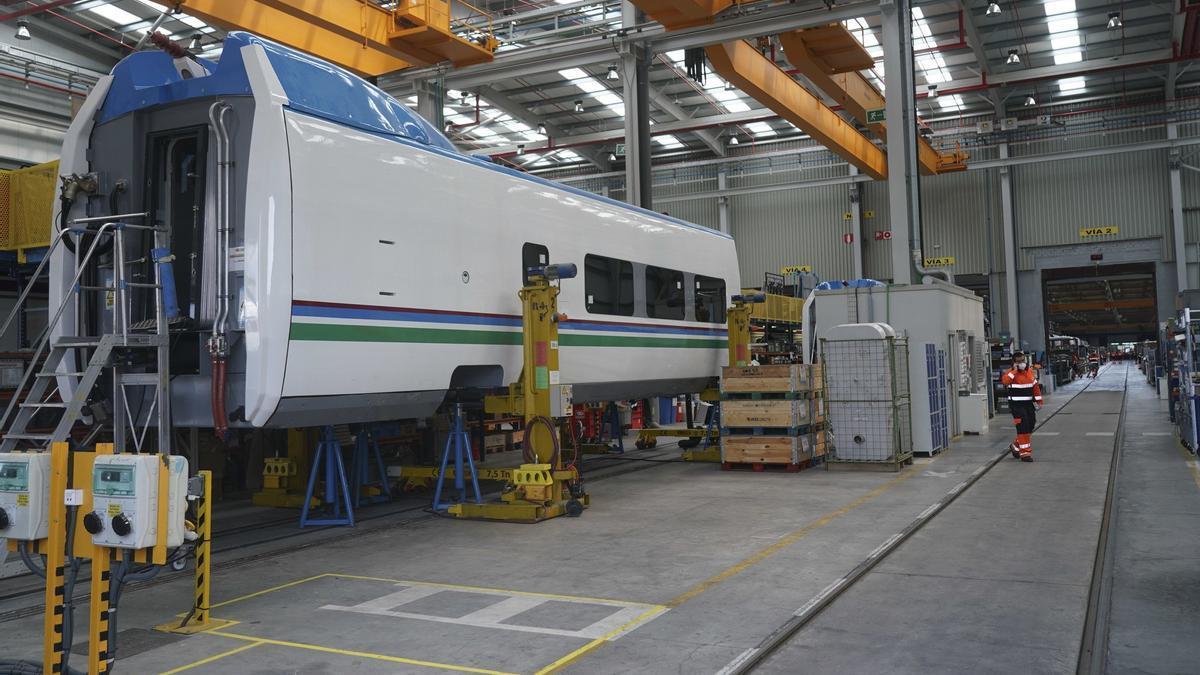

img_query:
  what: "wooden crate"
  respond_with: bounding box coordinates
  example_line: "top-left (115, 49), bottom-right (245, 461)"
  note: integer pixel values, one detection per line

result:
top-left (722, 399), bottom-right (810, 428)
top-left (721, 435), bottom-right (802, 464)
top-left (721, 364), bottom-right (824, 394)
top-left (809, 397), bottom-right (826, 425)
top-left (483, 431), bottom-right (511, 454)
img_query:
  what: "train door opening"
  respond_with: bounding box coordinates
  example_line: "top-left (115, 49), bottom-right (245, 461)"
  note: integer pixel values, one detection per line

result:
top-left (144, 126), bottom-right (208, 373)
top-left (1041, 263), bottom-right (1158, 350)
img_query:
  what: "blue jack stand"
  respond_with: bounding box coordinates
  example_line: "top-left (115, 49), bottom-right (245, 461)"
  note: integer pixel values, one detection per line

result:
top-left (605, 402), bottom-right (624, 453)
top-left (350, 424), bottom-right (392, 507)
top-left (300, 426), bottom-right (355, 527)
top-left (433, 403), bottom-right (483, 511)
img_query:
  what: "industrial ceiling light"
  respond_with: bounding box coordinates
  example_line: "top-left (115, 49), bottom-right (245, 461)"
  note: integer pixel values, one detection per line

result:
top-left (15, 18), bottom-right (32, 41)
top-left (606, 64), bottom-right (619, 81)
top-left (516, 144), bottom-right (526, 155)
top-left (1006, 49), bottom-right (1020, 65)
top-left (1107, 12), bottom-right (1122, 30)
top-left (189, 34), bottom-right (202, 50)
top-left (574, 100), bottom-right (584, 113)
top-left (537, 122), bottom-right (547, 135)
top-left (724, 80), bottom-right (736, 91)
top-left (728, 135), bottom-right (739, 146)
top-left (608, 152), bottom-right (617, 161)
top-left (985, 2), bottom-right (1001, 16)
top-left (927, 84), bottom-right (938, 98)
top-left (1024, 94), bottom-right (1036, 106)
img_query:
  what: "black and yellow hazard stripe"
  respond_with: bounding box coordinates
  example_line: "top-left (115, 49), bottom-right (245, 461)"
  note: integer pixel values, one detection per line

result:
top-left (89, 550), bottom-right (113, 674)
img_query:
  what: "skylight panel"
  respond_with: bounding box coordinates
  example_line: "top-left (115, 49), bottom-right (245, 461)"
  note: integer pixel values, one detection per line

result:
top-left (90, 4), bottom-right (142, 26)
top-left (1058, 76), bottom-right (1086, 93)
top-left (937, 94), bottom-right (964, 111)
top-left (655, 135), bottom-right (684, 149)
top-left (1044, 0), bottom-right (1076, 15)
top-left (746, 121), bottom-right (776, 137)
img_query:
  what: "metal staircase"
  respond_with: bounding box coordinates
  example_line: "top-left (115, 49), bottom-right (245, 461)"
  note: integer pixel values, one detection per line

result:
top-left (0, 212), bottom-right (172, 454)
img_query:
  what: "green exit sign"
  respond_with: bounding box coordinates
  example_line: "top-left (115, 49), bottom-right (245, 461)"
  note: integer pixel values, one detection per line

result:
top-left (866, 108), bottom-right (886, 124)
top-left (614, 143), bottom-right (625, 157)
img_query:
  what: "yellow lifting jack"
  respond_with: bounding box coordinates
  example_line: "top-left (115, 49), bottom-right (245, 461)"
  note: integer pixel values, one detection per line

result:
top-left (447, 263), bottom-right (588, 523)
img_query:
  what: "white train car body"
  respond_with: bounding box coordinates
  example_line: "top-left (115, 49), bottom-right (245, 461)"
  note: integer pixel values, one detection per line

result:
top-left (50, 33), bottom-right (738, 428)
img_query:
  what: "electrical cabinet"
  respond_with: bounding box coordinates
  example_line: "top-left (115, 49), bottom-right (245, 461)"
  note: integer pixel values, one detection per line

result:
top-left (0, 452), bottom-right (51, 541)
top-left (86, 455), bottom-right (188, 550)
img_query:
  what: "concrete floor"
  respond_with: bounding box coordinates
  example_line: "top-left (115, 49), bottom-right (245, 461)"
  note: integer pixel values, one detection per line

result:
top-left (1, 362), bottom-right (1195, 674)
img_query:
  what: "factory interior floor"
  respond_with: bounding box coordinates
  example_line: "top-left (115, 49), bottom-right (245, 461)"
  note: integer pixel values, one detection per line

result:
top-left (2, 362), bottom-right (1198, 674)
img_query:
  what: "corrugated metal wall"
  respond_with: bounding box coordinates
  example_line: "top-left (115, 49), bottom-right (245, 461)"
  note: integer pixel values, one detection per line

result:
top-left (1011, 128), bottom-right (1171, 269)
top-left (729, 182), bottom-right (855, 287)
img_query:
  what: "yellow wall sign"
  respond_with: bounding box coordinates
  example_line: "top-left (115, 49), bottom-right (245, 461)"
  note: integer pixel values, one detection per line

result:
top-left (780, 265), bottom-right (812, 274)
top-left (1079, 226), bottom-right (1119, 237)
top-left (923, 256), bottom-right (956, 267)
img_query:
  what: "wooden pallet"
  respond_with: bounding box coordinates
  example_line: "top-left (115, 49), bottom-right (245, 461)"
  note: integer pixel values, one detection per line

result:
top-left (722, 423), bottom-right (827, 436)
top-left (720, 455), bottom-right (826, 473)
top-left (721, 364), bottom-right (823, 394)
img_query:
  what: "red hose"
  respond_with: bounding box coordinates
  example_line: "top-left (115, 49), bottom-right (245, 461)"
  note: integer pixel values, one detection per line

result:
top-left (211, 354), bottom-right (227, 440)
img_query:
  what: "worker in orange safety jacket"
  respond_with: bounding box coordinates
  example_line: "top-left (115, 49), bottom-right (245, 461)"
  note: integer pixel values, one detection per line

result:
top-left (1003, 351), bottom-right (1043, 462)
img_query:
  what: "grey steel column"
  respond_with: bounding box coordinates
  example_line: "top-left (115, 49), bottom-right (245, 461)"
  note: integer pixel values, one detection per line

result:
top-left (621, 2), bottom-right (650, 207)
top-left (880, 0), bottom-right (920, 285)
top-left (718, 171), bottom-right (730, 234)
top-left (1169, 123), bottom-right (1189, 292)
top-left (999, 142), bottom-right (1020, 343)
top-left (849, 167), bottom-right (864, 279)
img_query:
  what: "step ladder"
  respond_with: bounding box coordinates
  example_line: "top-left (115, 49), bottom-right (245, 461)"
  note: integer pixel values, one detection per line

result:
top-left (0, 212), bottom-right (173, 454)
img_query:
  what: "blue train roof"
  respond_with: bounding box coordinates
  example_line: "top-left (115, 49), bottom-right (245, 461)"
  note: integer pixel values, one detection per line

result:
top-left (96, 32), bottom-right (454, 152)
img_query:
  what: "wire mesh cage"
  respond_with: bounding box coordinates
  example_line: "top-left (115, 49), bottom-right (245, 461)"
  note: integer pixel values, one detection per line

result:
top-left (820, 335), bottom-right (913, 469)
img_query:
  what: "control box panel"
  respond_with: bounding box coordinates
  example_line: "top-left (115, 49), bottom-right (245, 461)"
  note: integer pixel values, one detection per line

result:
top-left (86, 455), bottom-right (188, 549)
top-left (0, 452), bottom-right (51, 541)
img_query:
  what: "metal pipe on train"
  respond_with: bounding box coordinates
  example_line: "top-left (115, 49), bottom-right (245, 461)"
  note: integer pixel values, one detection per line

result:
top-left (48, 32), bottom-right (740, 429)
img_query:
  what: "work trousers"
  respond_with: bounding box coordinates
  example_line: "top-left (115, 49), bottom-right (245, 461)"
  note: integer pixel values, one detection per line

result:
top-left (1010, 400), bottom-right (1036, 457)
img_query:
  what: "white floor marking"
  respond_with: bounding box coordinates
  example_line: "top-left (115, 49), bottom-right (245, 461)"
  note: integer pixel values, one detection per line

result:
top-left (1037, 432), bottom-right (1061, 436)
top-left (320, 581), bottom-right (664, 640)
top-left (1086, 432), bottom-right (1115, 436)
top-left (1142, 432), bottom-right (1173, 436)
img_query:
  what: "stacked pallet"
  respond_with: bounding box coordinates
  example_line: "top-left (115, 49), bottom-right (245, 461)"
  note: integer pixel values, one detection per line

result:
top-left (720, 364), bottom-right (829, 472)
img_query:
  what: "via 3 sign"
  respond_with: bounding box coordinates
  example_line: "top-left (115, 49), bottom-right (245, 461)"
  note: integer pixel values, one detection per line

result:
top-left (923, 256), bottom-right (956, 267)
top-left (1079, 226), bottom-right (1119, 238)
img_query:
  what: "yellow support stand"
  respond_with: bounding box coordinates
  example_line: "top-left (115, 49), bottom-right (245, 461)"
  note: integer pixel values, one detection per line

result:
top-left (157, 470), bottom-right (235, 634)
top-left (454, 264), bottom-right (588, 522)
top-left (727, 294), bottom-right (759, 368)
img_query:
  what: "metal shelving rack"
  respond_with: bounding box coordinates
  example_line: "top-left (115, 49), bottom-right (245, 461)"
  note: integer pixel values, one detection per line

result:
top-left (1175, 309), bottom-right (1200, 452)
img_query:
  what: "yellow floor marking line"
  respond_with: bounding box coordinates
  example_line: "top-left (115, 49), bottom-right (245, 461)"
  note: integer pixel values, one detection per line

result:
top-left (325, 572), bottom-right (659, 608)
top-left (535, 467), bottom-right (921, 674)
top-left (1181, 447), bottom-right (1200, 491)
top-left (158, 640), bottom-right (264, 675)
top-left (533, 605), bottom-right (669, 675)
top-left (667, 468), bottom-right (919, 609)
top-left (207, 630), bottom-right (518, 675)
top-left (208, 573), bottom-right (331, 609)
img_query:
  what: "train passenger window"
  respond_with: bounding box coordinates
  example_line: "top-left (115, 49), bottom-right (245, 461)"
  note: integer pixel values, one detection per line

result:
top-left (645, 265), bottom-right (685, 320)
top-left (523, 243), bottom-right (549, 285)
top-left (694, 275), bottom-right (726, 324)
top-left (585, 254), bottom-right (635, 316)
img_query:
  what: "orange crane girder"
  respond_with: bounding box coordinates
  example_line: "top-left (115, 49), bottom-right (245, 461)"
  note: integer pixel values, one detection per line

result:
top-left (178, 0), bottom-right (495, 75)
top-left (631, 0), bottom-right (735, 29)
top-left (178, 0), bottom-right (411, 76)
top-left (779, 27), bottom-right (967, 175)
top-left (705, 40), bottom-right (888, 180)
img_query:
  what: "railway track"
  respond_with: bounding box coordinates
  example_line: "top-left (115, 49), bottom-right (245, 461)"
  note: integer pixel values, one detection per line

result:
top-left (721, 364), bottom-right (1129, 675)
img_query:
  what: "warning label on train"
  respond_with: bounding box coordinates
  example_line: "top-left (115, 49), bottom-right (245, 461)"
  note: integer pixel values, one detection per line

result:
top-left (923, 256), bottom-right (956, 267)
top-left (1079, 226), bottom-right (1119, 237)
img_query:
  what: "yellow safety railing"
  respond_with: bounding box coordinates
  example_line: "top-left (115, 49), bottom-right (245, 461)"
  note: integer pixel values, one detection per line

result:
top-left (0, 160), bottom-right (57, 261)
top-left (742, 289), bottom-right (805, 324)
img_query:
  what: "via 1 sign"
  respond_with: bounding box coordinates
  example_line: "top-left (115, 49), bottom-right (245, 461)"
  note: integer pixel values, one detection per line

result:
top-left (874, 230), bottom-right (892, 240)
top-left (923, 256), bottom-right (956, 267)
top-left (1079, 226), bottom-right (1118, 238)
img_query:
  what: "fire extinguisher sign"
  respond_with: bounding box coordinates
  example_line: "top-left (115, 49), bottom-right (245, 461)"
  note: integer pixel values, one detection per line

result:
top-left (874, 230), bottom-right (892, 240)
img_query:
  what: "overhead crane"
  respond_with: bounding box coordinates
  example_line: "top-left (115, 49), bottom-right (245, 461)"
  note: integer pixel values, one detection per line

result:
top-left (630, 1), bottom-right (968, 176)
top-left (176, 0), bottom-right (497, 76)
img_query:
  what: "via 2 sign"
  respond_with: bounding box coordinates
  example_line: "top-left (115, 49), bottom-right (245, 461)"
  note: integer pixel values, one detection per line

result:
top-left (1079, 226), bottom-right (1119, 238)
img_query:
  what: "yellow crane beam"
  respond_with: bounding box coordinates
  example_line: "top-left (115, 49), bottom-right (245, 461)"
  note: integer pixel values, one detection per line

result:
top-left (177, 0), bottom-right (495, 76)
top-left (706, 40), bottom-right (888, 180)
top-left (630, 0), bottom-right (734, 29)
top-left (778, 26), bottom-right (967, 174)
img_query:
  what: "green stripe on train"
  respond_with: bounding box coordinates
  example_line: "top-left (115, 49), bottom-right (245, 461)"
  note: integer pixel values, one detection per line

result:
top-left (289, 323), bottom-right (726, 349)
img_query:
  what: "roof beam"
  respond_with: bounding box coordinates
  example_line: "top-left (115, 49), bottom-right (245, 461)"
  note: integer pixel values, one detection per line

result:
top-left (476, 84), bottom-right (611, 171)
top-left (646, 86), bottom-right (726, 156)
top-left (1046, 298), bottom-right (1156, 313)
top-left (382, 1), bottom-right (880, 90)
top-left (957, 0), bottom-right (1001, 111)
